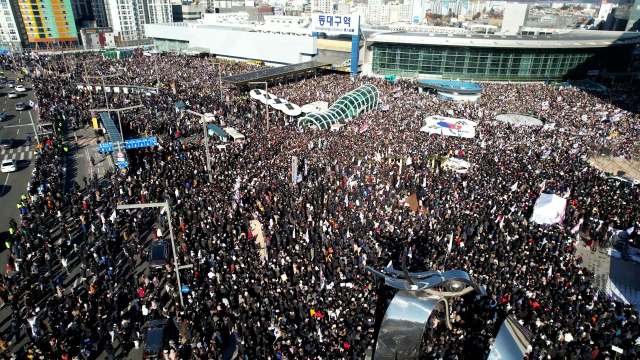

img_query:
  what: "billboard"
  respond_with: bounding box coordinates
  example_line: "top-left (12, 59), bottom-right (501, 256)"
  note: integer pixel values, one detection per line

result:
top-left (312, 14), bottom-right (360, 35)
top-left (274, 7), bottom-right (284, 15)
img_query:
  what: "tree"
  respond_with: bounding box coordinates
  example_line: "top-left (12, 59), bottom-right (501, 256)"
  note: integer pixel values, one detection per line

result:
top-left (472, 12), bottom-right (481, 20)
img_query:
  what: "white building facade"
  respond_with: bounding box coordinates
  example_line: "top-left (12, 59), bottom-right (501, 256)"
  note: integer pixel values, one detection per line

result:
top-left (501, 2), bottom-right (529, 35)
top-left (0, 0), bottom-right (28, 52)
top-left (311, 0), bottom-right (332, 14)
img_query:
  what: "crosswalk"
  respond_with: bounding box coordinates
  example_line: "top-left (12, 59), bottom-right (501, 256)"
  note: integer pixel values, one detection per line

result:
top-left (75, 138), bottom-right (99, 146)
top-left (1, 145), bottom-right (35, 161)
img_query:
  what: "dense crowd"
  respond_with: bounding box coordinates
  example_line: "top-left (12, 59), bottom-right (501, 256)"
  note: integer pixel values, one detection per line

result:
top-left (0, 51), bottom-right (639, 360)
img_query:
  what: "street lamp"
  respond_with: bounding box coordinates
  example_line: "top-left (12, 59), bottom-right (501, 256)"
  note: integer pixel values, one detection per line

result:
top-left (84, 68), bottom-right (124, 110)
top-left (249, 81), bottom-right (269, 132)
top-left (80, 59), bottom-right (100, 104)
top-left (185, 109), bottom-right (213, 183)
top-left (117, 202), bottom-right (192, 309)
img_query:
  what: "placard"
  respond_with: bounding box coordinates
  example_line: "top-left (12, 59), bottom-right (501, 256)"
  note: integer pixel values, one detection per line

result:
top-left (312, 14), bottom-right (360, 35)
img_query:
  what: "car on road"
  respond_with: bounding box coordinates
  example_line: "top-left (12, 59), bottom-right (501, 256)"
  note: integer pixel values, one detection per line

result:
top-left (14, 103), bottom-right (26, 111)
top-left (149, 241), bottom-right (168, 271)
top-left (143, 319), bottom-right (169, 358)
top-left (1, 159), bottom-right (16, 172)
top-left (0, 112), bottom-right (6, 121)
top-left (15, 84), bottom-right (25, 92)
top-left (7, 80), bottom-right (14, 88)
top-left (7, 91), bottom-right (17, 99)
top-left (0, 138), bottom-right (15, 149)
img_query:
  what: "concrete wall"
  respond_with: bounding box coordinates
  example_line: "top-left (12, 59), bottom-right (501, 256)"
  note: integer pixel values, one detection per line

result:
top-left (144, 23), bottom-right (317, 64)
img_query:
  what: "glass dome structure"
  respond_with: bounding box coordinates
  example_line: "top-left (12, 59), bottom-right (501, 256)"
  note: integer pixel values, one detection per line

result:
top-left (298, 84), bottom-right (379, 130)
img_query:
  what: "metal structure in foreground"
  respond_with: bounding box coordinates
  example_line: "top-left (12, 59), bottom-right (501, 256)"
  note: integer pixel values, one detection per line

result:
top-left (117, 202), bottom-right (193, 308)
top-left (185, 110), bottom-right (213, 183)
top-left (365, 249), bottom-right (532, 360)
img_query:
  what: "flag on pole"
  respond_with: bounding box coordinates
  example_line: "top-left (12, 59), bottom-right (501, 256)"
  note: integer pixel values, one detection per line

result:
top-left (447, 233), bottom-right (453, 253)
top-left (510, 182), bottom-right (518, 191)
top-left (387, 260), bottom-right (393, 270)
top-left (547, 266), bottom-right (552, 279)
top-left (109, 210), bottom-right (116, 222)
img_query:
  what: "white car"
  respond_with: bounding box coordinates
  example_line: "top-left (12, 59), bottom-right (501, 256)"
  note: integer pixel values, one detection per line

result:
top-left (1, 159), bottom-right (17, 172)
top-left (15, 84), bottom-right (25, 92)
top-left (7, 91), bottom-right (17, 98)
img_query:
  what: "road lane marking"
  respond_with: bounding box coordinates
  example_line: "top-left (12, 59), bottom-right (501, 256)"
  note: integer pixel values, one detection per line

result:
top-left (16, 128), bottom-right (18, 134)
top-left (2, 155), bottom-right (7, 161)
top-left (20, 152), bottom-right (24, 160)
top-left (28, 152), bottom-right (32, 159)
top-left (0, 173), bottom-right (8, 197)
top-left (0, 149), bottom-right (4, 155)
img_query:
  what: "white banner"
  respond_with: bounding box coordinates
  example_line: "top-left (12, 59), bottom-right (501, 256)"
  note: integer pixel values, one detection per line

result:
top-left (114, 87), bottom-right (120, 93)
top-left (105, 86), bottom-right (111, 92)
top-left (123, 87), bottom-right (129, 94)
top-left (312, 14), bottom-right (360, 35)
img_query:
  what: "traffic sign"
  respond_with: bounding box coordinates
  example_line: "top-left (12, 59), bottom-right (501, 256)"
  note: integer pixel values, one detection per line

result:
top-left (181, 286), bottom-right (189, 293)
top-left (116, 160), bottom-right (128, 168)
top-left (98, 142), bottom-right (113, 152)
top-left (116, 151), bottom-right (125, 161)
top-left (125, 136), bottom-right (158, 149)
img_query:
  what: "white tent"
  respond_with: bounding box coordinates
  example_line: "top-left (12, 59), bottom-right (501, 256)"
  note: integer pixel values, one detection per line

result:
top-left (530, 193), bottom-right (567, 225)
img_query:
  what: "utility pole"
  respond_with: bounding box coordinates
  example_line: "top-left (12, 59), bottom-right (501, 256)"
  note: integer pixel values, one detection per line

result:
top-left (81, 59), bottom-right (100, 104)
top-left (84, 69), bottom-right (124, 109)
top-left (185, 110), bottom-right (213, 183)
top-left (28, 110), bottom-right (40, 147)
top-left (249, 81), bottom-right (269, 132)
top-left (117, 202), bottom-right (192, 309)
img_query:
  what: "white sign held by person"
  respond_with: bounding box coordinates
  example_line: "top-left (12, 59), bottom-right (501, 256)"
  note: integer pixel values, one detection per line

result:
top-left (312, 14), bottom-right (360, 35)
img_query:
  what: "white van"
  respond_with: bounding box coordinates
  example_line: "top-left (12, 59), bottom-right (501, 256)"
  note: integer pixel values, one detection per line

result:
top-left (223, 127), bottom-right (245, 143)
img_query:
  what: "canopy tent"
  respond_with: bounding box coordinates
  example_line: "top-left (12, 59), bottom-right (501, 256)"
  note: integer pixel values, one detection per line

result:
top-left (530, 193), bottom-right (567, 225)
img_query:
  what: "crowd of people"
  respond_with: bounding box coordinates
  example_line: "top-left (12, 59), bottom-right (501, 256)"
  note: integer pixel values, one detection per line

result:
top-left (0, 50), bottom-right (639, 360)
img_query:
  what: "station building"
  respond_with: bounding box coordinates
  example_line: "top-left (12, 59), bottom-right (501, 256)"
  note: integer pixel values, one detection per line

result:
top-left (143, 19), bottom-right (640, 81)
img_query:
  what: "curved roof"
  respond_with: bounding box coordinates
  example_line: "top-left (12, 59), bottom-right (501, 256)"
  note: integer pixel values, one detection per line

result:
top-left (418, 80), bottom-right (482, 94)
top-left (298, 84), bottom-right (379, 130)
top-left (366, 30), bottom-right (640, 49)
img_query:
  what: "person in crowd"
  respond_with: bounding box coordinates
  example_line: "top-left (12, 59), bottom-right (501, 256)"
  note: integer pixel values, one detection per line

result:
top-left (1, 50), bottom-right (639, 360)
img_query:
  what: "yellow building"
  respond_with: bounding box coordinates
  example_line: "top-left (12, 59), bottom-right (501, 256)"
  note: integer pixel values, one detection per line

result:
top-left (17, 0), bottom-right (79, 51)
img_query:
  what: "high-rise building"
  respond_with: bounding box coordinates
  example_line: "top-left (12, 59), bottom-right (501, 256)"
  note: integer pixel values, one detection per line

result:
top-left (0, 0), bottom-right (29, 53)
top-left (91, 0), bottom-right (109, 27)
top-left (626, 0), bottom-right (640, 31)
top-left (70, 0), bottom-right (91, 21)
top-left (501, 2), bottom-right (529, 35)
top-left (16, 0), bottom-right (79, 51)
top-left (367, 0), bottom-right (382, 23)
top-left (104, 0), bottom-right (148, 41)
top-left (311, 0), bottom-right (332, 14)
top-left (91, 0), bottom-right (173, 42)
top-left (145, 0), bottom-right (173, 24)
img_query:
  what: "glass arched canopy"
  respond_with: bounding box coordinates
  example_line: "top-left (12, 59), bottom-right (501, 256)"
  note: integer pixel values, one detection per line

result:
top-left (298, 84), bottom-right (379, 130)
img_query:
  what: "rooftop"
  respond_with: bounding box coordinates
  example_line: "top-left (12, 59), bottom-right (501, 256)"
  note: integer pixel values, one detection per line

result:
top-left (221, 60), bottom-right (331, 86)
top-left (367, 30), bottom-right (640, 48)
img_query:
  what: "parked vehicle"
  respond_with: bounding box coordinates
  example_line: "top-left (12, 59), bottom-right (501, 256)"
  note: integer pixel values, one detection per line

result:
top-left (149, 241), bottom-right (168, 270)
top-left (143, 319), bottom-right (168, 358)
